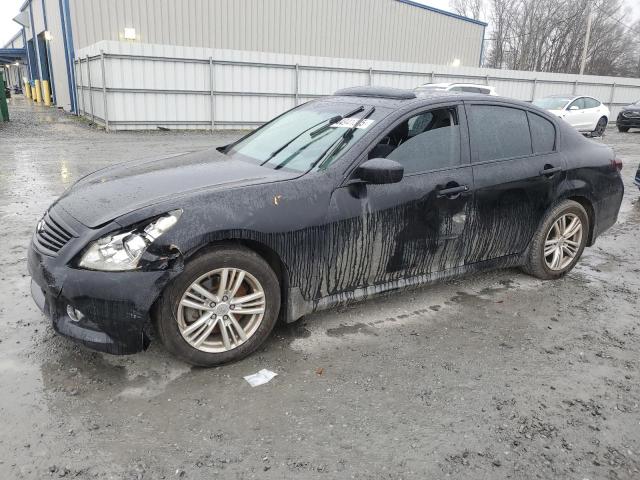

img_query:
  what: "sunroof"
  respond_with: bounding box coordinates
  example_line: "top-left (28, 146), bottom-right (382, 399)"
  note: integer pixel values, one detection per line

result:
top-left (333, 87), bottom-right (416, 100)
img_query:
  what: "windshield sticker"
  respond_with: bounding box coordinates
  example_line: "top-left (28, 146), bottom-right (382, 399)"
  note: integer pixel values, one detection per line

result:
top-left (330, 118), bottom-right (375, 129)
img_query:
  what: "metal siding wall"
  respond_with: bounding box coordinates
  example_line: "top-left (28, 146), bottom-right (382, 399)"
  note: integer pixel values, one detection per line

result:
top-left (31, 1), bottom-right (46, 33)
top-left (66, 0), bottom-right (483, 66)
top-left (44, 0), bottom-right (72, 109)
top-left (73, 40), bottom-right (640, 130)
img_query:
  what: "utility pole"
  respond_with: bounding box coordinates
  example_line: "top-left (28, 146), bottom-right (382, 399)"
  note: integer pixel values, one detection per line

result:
top-left (579, 6), bottom-right (592, 75)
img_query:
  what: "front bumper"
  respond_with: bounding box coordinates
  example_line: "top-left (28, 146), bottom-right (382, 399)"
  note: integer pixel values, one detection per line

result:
top-left (617, 113), bottom-right (640, 128)
top-left (28, 238), bottom-right (174, 355)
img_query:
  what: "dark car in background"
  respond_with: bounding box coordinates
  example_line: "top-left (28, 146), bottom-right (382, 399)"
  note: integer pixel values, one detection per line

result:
top-left (617, 100), bottom-right (640, 132)
top-left (28, 87), bottom-right (624, 366)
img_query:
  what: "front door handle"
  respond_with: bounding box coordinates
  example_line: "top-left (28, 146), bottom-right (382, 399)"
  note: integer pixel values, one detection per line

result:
top-left (437, 184), bottom-right (469, 199)
top-left (539, 165), bottom-right (563, 177)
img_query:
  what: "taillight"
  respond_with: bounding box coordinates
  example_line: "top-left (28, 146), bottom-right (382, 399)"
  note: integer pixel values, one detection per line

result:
top-left (610, 157), bottom-right (623, 171)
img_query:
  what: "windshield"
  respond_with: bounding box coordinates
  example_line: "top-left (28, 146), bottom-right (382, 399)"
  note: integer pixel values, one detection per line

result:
top-left (532, 97), bottom-right (571, 110)
top-left (226, 101), bottom-right (387, 172)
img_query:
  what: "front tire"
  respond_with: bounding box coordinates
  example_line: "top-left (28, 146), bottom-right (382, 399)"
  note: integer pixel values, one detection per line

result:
top-left (154, 245), bottom-right (281, 366)
top-left (617, 125), bottom-right (630, 133)
top-left (523, 200), bottom-right (589, 280)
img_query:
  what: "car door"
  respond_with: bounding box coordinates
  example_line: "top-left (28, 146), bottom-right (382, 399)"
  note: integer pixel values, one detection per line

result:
top-left (465, 102), bottom-right (564, 262)
top-left (583, 97), bottom-right (602, 130)
top-left (564, 97), bottom-right (587, 130)
top-left (323, 103), bottom-right (474, 294)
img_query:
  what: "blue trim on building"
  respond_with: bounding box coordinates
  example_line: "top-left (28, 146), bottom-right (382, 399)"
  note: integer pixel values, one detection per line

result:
top-left (28, 0), bottom-right (44, 83)
top-left (41, 0), bottom-right (57, 102)
top-left (59, 0), bottom-right (77, 112)
top-left (479, 25), bottom-right (486, 67)
top-left (22, 28), bottom-right (33, 82)
top-left (396, 0), bottom-right (488, 27)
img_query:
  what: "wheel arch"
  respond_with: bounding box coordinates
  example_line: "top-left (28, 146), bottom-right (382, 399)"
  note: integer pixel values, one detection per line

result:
top-left (181, 237), bottom-right (291, 320)
top-left (563, 194), bottom-right (596, 246)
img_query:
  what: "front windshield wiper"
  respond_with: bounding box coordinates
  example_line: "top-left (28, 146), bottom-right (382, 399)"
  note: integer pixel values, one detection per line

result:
top-left (260, 106), bottom-right (365, 166)
top-left (311, 106), bottom-right (376, 171)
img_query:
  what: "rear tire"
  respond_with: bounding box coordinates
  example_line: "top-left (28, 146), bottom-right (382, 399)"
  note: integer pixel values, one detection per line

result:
top-left (523, 200), bottom-right (589, 280)
top-left (592, 117), bottom-right (607, 137)
top-left (154, 245), bottom-right (281, 367)
top-left (617, 125), bottom-right (630, 133)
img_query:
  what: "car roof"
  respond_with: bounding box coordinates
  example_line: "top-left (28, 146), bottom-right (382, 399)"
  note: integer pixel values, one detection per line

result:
top-left (540, 94), bottom-right (601, 101)
top-left (327, 86), bottom-right (534, 110)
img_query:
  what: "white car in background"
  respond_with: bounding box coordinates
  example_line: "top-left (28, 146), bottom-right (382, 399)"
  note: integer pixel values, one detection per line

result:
top-left (415, 82), bottom-right (498, 96)
top-left (532, 95), bottom-right (610, 137)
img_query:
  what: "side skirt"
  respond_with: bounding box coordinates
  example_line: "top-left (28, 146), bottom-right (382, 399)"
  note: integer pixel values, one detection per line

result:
top-left (285, 254), bottom-right (523, 322)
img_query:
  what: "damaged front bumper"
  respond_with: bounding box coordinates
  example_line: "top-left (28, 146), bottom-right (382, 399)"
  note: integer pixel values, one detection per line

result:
top-left (27, 209), bottom-right (182, 355)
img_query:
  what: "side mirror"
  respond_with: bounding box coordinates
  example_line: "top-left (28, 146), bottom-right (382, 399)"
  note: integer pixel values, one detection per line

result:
top-left (354, 158), bottom-right (404, 185)
top-left (568, 105), bottom-right (580, 111)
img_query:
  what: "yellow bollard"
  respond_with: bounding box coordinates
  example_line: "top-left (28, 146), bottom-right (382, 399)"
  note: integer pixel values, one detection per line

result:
top-left (42, 80), bottom-right (52, 106)
top-left (34, 79), bottom-right (42, 103)
top-left (24, 81), bottom-right (32, 99)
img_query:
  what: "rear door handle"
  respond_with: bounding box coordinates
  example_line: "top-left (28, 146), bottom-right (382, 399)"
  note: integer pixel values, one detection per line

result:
top-left (539, 166), bottom-right (563, 177)
top-left (437, 185), bottom-right (469, 199)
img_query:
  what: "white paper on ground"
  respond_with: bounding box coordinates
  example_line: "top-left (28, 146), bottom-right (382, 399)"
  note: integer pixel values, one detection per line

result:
top-left (244, 369), bottom-right (278, 387)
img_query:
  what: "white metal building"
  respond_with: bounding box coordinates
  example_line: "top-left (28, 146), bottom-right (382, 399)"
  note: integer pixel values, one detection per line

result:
top-left (2, 0), bottom-right (486, 113)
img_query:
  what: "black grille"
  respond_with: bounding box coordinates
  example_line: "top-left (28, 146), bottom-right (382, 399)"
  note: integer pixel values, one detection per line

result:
top-left (35, 209), bottom-right (75, 255)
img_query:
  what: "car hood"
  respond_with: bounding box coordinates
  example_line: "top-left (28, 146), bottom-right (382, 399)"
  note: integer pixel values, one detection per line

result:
top-left (54, 148), bottom-right (297, 228)
top-left (622, 104), bottom-right (640, 113)
top-left (546, 109), bottom-right (564, 117)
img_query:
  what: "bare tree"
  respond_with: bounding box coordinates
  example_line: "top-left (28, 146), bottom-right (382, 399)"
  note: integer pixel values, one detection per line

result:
top-left (450, 0), bottom-right (484, 20)
top-left (480, 0), bottom-right (640, 77)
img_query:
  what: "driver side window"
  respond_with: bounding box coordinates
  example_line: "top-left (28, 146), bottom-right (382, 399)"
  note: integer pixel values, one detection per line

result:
top-left (569, 98), bottom-right (585, 110)
top-left (368, 107), bottom-right (461, 175)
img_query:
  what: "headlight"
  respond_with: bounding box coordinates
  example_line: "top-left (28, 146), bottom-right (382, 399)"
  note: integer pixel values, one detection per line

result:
top-left (78, 210), bottom-right (182, 271)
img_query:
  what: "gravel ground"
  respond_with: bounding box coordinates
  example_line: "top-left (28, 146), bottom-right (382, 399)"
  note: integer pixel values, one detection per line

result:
top-left (1, 97), bottom-right (639, 480)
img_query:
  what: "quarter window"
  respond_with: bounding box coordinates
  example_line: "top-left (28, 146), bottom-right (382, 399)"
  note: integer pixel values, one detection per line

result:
top-left (528, 112), bottom-right (556, 154)
top-left (369, 107), bottom-right (461, 174)
top-left (467, 105), bottom-right (532, 162)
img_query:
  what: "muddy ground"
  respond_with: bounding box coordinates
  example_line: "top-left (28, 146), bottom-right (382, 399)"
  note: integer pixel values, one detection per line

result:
top-left (0, 97), bottom-right (639, 479)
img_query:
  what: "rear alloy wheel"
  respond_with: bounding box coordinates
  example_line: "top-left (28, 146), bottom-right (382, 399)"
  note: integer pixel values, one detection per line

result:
top-left (592, 117), bottom-right (607, 137)
top-left (543, 213), bottom-right (583, 271)
top-left (155, 246), bottom-right (280, 366)
top-left (523, 200), bottom-right (589, 280)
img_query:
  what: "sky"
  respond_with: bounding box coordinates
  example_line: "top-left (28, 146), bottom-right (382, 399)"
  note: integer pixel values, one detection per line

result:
top-left (1, 0), bottom-right (24, 46)
top-left (2, 0), bottom-right (639, 47)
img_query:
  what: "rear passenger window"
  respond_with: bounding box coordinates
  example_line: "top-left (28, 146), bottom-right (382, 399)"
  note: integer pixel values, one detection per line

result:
top-left (584, 98), bottom-right (600, 108)
top-left (528, 112), bottom-right (555, 153)
top-left (468, 105), bottom-right (532, 162)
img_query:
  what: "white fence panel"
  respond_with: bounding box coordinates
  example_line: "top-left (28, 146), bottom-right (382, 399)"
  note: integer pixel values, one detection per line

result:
top-left (75, 40), bottom-right (640, 131)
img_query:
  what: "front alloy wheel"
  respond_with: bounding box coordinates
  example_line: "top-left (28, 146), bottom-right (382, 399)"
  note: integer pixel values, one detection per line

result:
top-left (177, 268), bottom-right (266, 353)
top-left (155, 246), bottom-right (280, 366)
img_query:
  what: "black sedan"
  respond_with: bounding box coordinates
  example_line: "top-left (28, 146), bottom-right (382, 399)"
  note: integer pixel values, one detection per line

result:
top-left (617, 100), bottom-right (640, 132)
top-left (28, 87), bottom-right (624, 366)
